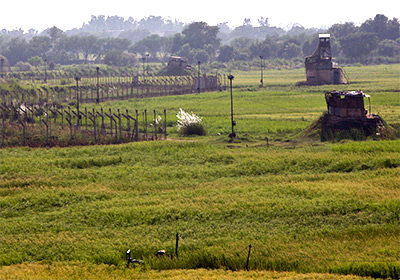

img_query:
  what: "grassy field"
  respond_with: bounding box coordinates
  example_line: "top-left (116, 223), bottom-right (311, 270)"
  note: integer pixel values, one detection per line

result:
top-left (0, 64), bottom-right (399, 279)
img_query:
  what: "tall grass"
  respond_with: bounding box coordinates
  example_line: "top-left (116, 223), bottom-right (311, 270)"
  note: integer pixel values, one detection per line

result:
top-left (0, 140), bottom-right (399, 278)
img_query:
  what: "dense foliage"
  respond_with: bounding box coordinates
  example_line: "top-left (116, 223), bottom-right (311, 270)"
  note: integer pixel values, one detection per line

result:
top-left (0, 14), bottom-right (398, 69)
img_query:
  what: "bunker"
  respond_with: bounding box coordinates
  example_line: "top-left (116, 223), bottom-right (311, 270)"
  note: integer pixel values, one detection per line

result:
top-left (321, 90), bottom-right (385, 140)
top-left (167, 56), bottom-right (189, 69)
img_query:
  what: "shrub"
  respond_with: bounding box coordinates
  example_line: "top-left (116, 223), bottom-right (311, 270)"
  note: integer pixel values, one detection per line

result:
top-left (176, 108), bottom-right (206, 136)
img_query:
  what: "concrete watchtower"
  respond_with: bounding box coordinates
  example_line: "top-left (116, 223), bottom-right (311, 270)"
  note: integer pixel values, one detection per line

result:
top-left (305, 34), bottom-right (343, 85)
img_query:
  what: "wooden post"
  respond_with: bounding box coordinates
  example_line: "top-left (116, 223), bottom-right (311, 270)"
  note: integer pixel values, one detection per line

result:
top-left (56, 108), bottom-right (63, 127)
top-left (65, 110), bottom-right (73, 140)
top-left (1, 109), bottom-right (5, 147)
top-left (135, 110), bottom-right (139, 141)
top-left (246, 245), bottom-right (252, 271)
top-left (42, 119), bottom-right (48, 143)
top-left (125, 109), bottom-right (130, 139)
top-left (144, 109), bottom-right (147, 140)
top-left (175, 233), bottom-right (179, 258)
top-left (113, 109), bottom-right (122, 140)
top-left (164, 109), bottom-right (167, 139)
top-left (88, 109), bottom-right (97, 143)
top-left (85, 107), bottom-right (88, 133)
top-left (107, 108), bottom-right (113, 137)
top-left (154, 109), bottom-right (157, 140)
top-left (18, 118), bottom-right (26, 145)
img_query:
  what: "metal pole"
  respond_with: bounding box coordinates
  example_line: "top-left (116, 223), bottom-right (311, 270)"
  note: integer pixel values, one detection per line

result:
top-left (228, 74), bottom-right (235, 141)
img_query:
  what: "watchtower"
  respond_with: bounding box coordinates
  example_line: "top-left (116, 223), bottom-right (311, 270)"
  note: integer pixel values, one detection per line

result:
top-left (305, 34), bottom-right (343, 85)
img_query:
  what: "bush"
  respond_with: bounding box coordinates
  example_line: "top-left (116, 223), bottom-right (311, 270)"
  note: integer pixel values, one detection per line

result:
top-left (180, 123), bottom-right (206, 136)
top-left (176, 108), bottom-right (206, 136)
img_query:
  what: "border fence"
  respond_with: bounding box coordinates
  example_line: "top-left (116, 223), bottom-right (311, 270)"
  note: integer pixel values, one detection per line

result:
top-left (0, 103), bottom-right (167, 147)
top-left (0, 74), bottom-right (222, 106)
top-left (0, 70), bottom-right (224, 146)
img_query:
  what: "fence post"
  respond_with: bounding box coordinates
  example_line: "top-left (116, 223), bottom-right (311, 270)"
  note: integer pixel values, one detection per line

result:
top-left (2, 109), bottom-right (5, 147)
top-left (154, 109), bottom-right (157, 140)
top-left (144, 109), bottom-right (147, 140)
top-left (85, 107), bottom-right (88, 133)
top-left (246, 244), bottom-right (252, 271)
top-left (135, 110), bottom-right (139, 141)
top-left (109, 108), bottom-right (113, 138)
top-left (42, 119), bottom-right (48, 143)
top-left (164, 109), bottom-right (167, 139)
top-left (175, 233), bottom-right (179, 258)
top-left (126, 109), bottom-right (130, 139)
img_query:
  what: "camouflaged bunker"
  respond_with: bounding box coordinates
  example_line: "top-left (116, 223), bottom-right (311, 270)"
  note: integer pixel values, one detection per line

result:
top-left (321, 90), bottom-right (385, 140)
top-left (304, 34), bottom-right (344, 85)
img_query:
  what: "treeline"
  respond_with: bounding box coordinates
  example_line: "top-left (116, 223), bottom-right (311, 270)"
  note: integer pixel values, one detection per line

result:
top-left (0, 14), bottom-right (399, 70)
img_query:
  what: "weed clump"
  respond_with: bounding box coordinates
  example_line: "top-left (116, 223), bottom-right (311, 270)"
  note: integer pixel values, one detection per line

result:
top-left (176, 108), bottom-right (206, 136)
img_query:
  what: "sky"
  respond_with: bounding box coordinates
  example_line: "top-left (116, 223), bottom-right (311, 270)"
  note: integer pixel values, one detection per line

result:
top-left (1, 0), bottom-right (399, 32)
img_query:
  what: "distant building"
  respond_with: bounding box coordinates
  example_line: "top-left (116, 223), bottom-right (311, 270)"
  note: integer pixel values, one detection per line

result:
top-left (305, 34), bottom-right (343, 85)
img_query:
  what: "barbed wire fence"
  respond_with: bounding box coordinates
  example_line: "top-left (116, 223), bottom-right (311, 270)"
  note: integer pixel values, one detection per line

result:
top-left (0, 103), bottom-right (167, 147)
top-left (0, 74), bottom-right (223, 106)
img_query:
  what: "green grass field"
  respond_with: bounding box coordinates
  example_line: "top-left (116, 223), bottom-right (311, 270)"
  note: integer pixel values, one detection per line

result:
top-left (0, 64), bottom-right (399, 279)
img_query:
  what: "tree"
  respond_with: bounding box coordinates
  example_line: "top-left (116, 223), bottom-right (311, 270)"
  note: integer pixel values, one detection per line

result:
top-left (248, 36), bottom-right (279, 59)
top-left (101, 38), bottom-right (131, 53)
top-left (176, 44), bottom-right (192, 61)
top-left (360, 14), bottom-right (400, 40)
top-left (118, 29), bottom-right (151, 45)
top-left (103, 50), bottom-right (137, 66)
top-left (377, 39), bottom-right (400, 56)
top-left (258, 17), bottom-right (269, 27)
top-left (28, 36), bottom-right (51, 58)
top-left (302, 36), bottom-right (318, 57)
top-left (170, 33), bottom-right (185, 54)
top-left (3, 37), bottom-right (29, 65)
top-left (340, 32), bottom-right (379, 60)
top-left (191, 49), bottom-right (210, 63)
top-left (217, 45), bottom-right (235, 62)
top-left (46, 26), bottom-right (65, 47)
top-left (181, 22), bottom-right (220, 51)
top-left (27, 56), bottom-right (44, 69)
top-left (0, 55), bottom-right (11, 72)
top-left (328, 22), bottom-right (358, 39)
top-left (279, 42), bottom-right (302, 59)
top-left (230, 37), bottom-right (254, 51)
top-left (78, 35), bottom-right (101, 63)
top-left (132, 34), bottom-right (169, 59)
top-left (15, 61), bottom-right (32, 71)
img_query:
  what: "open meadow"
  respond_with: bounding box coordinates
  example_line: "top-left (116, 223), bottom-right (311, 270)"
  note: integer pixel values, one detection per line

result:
top-left (0, 64), bottom-right (399, 279)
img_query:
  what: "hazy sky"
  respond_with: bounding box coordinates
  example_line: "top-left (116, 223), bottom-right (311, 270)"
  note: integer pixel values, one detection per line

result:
top-left (2, 0), bottom-right (399, 32)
